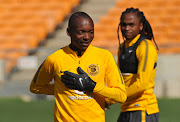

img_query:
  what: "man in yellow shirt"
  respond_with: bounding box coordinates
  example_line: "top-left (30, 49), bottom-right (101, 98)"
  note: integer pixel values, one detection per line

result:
top-left (117, 8), bottom-right (159, 122)
top-left (30, 12), bottom-right (127, 122)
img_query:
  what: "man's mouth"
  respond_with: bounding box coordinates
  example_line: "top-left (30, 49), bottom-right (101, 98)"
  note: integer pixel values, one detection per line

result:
top-left (124, 32), bottom-right (131, 35)
top-left (81, 42), bottom-right (90, 47)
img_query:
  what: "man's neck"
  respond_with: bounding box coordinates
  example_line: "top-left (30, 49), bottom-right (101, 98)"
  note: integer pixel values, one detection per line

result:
top-left (69, 44), bottom-right (82, 56)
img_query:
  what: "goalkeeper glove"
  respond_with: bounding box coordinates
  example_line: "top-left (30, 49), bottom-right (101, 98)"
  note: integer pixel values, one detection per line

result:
top-left (61, 67), bottom-right (96, 92)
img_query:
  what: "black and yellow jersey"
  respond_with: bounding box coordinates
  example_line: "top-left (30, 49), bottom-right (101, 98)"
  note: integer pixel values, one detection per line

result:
top-left (30, 44), bottom-right (126, 122)
top-left (118, 34), bottom-right (159, 115)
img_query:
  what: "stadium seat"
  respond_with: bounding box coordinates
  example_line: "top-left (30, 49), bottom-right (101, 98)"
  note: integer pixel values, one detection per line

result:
top-left (92, 0), bottom-right (180, 55)
top-left (0, 51), bottom-right (6, 59)
top-left (0, 0), bottom-right (82, 73)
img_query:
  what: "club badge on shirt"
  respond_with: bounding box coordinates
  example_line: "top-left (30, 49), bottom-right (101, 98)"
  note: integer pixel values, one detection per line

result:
top-left (87, 64), bottom-right (99, 76)
top-left (74, 90), bottom-right (84, 95)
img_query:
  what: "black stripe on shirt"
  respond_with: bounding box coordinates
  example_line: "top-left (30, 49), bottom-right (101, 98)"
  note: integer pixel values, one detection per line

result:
top-left (33, 62), bottom-right (44, 83)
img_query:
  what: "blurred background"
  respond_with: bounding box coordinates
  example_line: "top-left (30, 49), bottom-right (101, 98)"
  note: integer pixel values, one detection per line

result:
top-left (0, 0), bottom-right (179, 122)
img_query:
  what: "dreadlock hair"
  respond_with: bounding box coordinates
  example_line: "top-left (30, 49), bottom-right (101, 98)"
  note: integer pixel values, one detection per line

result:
top-left (117, 7), bottom-right (159, 50)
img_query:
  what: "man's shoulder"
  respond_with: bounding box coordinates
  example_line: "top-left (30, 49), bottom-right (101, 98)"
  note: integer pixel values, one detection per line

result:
top-left (91, 45), bottom-right (111, 54)
top-left (91, 46), bottom-right (114, 60)
top-left (47, 46), bottom-right (69, 59)
top-left (139, 39), bottom-right (156, 49)
top-left (137, 39), bottom-right (157, 54)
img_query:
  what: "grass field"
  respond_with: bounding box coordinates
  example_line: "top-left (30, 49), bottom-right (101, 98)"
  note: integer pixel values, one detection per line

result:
top-left (0, 98), bottom-right (180, 122)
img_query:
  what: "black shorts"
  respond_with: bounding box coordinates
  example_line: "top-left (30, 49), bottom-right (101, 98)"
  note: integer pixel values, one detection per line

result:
top-left (117, 111), bottom-right (159, 122)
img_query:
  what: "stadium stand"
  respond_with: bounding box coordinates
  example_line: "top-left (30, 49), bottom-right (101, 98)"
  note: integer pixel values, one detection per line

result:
top-left (0, 0), bottom-right (179, 75)
top-left (92, 0), bottom-right (180, 55)
top-left (0, 0), bottom-right (81, 73)
top-left (0, 0), bottom-right (179, 100)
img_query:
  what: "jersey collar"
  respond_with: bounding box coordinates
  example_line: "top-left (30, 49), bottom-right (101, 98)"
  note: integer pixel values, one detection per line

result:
top-left (68, 44), bottom-right (92, 59)
top-left (125, 34), bottom-right (141, 47)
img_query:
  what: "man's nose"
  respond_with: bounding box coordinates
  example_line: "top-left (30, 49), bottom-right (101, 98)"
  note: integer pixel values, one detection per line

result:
top-left (125, 25), bottom-right (130, 30)
top-left (83, 33), bottom-right (90, 40)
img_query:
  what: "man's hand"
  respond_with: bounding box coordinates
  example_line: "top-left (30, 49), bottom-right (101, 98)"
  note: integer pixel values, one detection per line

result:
top-left (61, 67), bottom-right (96, 92)
top-left (105, 102), bottom-right (110, 111)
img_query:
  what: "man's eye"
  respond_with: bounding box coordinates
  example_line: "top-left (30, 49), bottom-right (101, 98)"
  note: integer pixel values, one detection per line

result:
top-left (130, 24), bottom-right (134, 27)
top-left (89, 31), bottom-right (94, 34)
top-left (120, 23), bottom-right (126, 27)
top-left (77, 31), bottom-right (83, 35)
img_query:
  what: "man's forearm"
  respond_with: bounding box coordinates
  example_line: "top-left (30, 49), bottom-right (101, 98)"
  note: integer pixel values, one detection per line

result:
top-left (30, 82), bottom-right (54, 95)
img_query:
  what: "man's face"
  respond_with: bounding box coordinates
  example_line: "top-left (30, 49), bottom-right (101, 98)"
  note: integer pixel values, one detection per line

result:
top-left (67, 17), bottom-right (94, 51)
top-left (120, 13), bottom-right (143, 41)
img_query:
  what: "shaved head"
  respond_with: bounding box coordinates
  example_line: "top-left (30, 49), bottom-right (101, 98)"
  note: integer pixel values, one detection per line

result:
top-left (66, 12), bottom-right (94, 52)
top-left (68, 12), bottom-right (93, 29)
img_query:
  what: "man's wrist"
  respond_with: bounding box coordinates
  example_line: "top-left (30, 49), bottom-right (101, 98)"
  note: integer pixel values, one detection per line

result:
top-left (87, 78), bottom-right (96, 92)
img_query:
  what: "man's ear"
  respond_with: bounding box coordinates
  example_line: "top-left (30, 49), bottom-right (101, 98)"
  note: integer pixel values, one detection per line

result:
top-left (140, 23), bottom-right (143, 31)
top-left (67, 28), bottom-right (70, 36)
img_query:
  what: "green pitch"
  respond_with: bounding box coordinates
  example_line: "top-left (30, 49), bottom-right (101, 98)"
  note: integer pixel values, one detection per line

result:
top-left (106, 98), bottom-right (180, 122)
top-left (0, 98), bottom-right (179, 122)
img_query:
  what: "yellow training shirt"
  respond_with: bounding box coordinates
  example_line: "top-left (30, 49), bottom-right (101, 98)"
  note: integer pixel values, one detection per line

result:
top-left (118, 34), bottom-right (159, 115)
top-left (30, 44), bottom-right (126, 122)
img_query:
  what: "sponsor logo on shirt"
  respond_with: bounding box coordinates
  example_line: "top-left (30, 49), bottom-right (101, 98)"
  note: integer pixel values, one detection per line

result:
top-left (134, 104), bottom-right (140, 106)
top-left (129, 50), bottom-right (133, 53)
top-left (68, 90), bottom-right (93, 100)
top-left (74, 90), bottom-right (84, 95)
top-left (87, 64), bottom-right (99, 76)
top-left (78, 78), bottom-right (84, 87)
top-left (68, 95), bottom-right (93, 100)
top-left (122, 73), bottom-right (130, 76)
top-left (122, 54), bottom-right (125, 59)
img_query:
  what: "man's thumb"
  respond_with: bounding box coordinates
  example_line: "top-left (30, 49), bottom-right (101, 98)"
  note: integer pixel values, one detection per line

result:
top-left (77, 67), bottom-right (86, 74)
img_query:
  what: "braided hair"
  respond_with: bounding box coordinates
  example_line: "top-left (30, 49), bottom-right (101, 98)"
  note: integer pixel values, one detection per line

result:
top-left (117, 7), bottom-right (158, 50)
